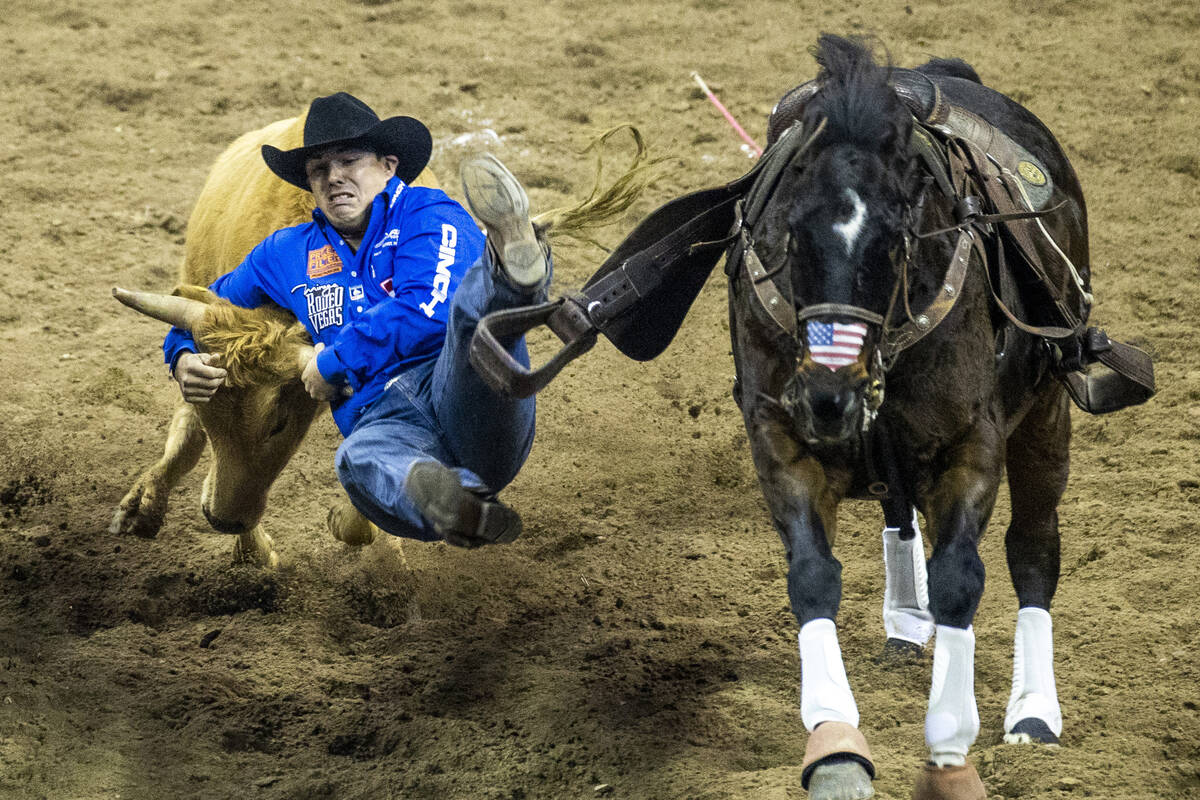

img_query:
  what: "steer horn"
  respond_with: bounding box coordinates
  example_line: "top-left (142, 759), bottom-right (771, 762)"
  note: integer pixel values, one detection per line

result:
top-left (112, 287), bottom-right (208, 330)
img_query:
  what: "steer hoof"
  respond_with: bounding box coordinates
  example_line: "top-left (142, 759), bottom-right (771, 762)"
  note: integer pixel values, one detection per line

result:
top-left (912, 761), bottom-right (986, 800)
top-left (328, 500), bottom-right (377, 547)
top-left (109, 478), bottom-right (168, 539)
top-left (232, 527), bottom-right (279, 568)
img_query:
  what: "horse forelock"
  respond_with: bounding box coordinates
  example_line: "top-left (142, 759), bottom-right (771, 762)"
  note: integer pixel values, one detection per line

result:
top-left (769, 37), bottom-right (916, 311)
top-left (804, 34), bottom-right (911, 171)
top-left (747, 36), bottom-right (923, 316)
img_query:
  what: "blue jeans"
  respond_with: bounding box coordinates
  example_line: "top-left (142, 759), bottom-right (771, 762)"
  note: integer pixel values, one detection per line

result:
top-left (335, 253), bottom-right (547, 541)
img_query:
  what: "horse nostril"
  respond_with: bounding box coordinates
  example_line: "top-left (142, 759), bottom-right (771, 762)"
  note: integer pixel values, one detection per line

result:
top-left (807, 384), bottom-right (858, 420)
top-left (808, 389), bottom-right (840, 419)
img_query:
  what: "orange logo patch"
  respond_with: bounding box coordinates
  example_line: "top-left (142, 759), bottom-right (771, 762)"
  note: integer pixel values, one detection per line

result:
top-left (307, 245), bottom-right (344, 279)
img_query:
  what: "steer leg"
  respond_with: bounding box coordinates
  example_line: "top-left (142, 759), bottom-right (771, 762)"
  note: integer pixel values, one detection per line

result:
top-left (110, 403), bottom-right (207, 539)
top-left (915, 428), bottom-right (1002, 799)
top-left (1003, 388), bottom-right (1070, 745)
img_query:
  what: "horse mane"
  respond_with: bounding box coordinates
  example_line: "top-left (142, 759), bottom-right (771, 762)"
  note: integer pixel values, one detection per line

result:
top-left (915, 57), bottom-right (982, 84)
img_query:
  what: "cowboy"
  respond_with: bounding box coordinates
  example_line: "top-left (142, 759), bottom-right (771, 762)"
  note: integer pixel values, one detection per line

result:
top-left (165, 92), bottom-right (551, 547)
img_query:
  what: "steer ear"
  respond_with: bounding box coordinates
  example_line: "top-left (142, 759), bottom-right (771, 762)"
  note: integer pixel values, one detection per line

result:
top-left (112, 287), bottom-right (208, 331)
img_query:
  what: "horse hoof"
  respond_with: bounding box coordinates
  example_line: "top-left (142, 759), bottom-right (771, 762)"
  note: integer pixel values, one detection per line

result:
top-left (808, 760), bottom-right (875, 800)
top-left (912, 761), bottom-right (986, 800)
top-left (876, 637), bottom-right (925, 664)
top-left (1003, 717), bottom-right (1060, 746)
top-left (803, 722), bottom-right (875, 799)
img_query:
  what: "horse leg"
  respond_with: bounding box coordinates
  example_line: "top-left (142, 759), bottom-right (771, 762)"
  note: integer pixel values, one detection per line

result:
top-left (1003, 388), bottom-right (1070, 745)
top-left (748, 435), bottom-right (875, 800)
top-left (110, 403), bottom-right (207, 539)
top-left (914, 429), bottom-right (1002, 799)
top-left (879, 495), bottom-right (933, 659)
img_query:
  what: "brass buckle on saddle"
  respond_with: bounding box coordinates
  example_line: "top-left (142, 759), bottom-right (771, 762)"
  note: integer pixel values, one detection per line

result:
top-left (468, 296), bottom-right (599, 398)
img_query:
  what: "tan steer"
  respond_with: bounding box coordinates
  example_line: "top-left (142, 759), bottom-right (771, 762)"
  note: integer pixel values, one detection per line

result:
top-left (111, 111), bottom-right (438, 566)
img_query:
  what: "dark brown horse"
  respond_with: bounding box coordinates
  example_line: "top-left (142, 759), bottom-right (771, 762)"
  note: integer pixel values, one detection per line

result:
top-left (469, 31), bottom-right (1151, 799)
top-left (726, 36), bottom-right (1089, 799)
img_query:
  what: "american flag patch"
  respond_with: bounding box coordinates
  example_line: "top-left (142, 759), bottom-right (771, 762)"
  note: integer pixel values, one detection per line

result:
top-left (806, 320), bottom-right (869, 369)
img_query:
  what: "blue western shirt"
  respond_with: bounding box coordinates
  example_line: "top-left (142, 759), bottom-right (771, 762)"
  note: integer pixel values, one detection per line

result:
top-left (163, 176), bottom-right (486, 435)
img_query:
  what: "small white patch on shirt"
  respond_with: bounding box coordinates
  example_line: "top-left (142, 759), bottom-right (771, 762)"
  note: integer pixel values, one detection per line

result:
top-left (832, 189), bottom-right (867, 255)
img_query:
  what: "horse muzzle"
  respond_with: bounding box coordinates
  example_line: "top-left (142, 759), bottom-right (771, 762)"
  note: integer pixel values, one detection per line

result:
top-left (782, 365), bottom-right (878, 446)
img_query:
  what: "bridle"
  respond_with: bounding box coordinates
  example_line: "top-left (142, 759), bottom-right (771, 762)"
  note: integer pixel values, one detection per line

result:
top-left (729, 118), bottom-right (967, 433)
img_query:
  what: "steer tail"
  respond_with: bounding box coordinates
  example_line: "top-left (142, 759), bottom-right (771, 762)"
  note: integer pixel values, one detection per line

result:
top-left (534, 125), bottom-right (673, 249)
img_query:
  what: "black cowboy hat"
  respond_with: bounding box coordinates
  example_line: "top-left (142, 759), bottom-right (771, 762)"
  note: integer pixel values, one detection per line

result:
top-left (261, 92), bottom-right (432, 190)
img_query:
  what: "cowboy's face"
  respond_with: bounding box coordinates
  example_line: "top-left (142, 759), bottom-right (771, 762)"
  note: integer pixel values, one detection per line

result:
top-left (305, 147), bottom-right (399, 239)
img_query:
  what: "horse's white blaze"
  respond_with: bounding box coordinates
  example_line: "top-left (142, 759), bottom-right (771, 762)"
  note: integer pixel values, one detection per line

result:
top-left (799, 618), bottom-right (860, 730)
top-left (832, 188), bottom-right (867, 255)
top-left (1005, 606), bottom-right (1062, 736)
top-left (882, 511), bottom-right (934, 645)
top-left (926, 624), bottom-right (980, 766)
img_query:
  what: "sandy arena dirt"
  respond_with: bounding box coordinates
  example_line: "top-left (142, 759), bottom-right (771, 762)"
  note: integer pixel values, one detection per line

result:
top-left (1, 1), bottom-right (1198, 798)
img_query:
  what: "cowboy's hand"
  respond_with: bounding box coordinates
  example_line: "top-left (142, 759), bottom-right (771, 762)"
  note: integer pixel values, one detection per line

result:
top-left (301, 343), bottom-right (352, 402)
top-left (174, 352), bottom-right (227, 403)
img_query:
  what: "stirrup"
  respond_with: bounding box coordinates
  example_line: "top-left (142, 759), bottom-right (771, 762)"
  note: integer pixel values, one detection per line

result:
top-left (1052, 327), bottom-right (1154, 414)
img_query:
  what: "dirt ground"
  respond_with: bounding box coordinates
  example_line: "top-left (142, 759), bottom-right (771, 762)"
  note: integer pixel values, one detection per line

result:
top-left (1, 1), bottom-right (1198, 798)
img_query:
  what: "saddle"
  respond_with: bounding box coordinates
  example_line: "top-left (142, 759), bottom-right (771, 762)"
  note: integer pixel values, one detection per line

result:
top-left (470, 73), bottom-right (1154, 414)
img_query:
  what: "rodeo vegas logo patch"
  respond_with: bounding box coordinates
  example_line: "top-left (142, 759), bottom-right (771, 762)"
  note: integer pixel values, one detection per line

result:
top-left (305, 284), bottom-right (344, 332)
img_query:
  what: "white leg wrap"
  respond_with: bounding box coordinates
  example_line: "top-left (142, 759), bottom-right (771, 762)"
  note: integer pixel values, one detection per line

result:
top-left (1005, 606), bottom-right (1062, 736)
top-left (925, 625), bottom-right (979, 767)
top-left (798, 618), bottom-right (860, 731)
top-left (882, 511), bottom-right (934, 645)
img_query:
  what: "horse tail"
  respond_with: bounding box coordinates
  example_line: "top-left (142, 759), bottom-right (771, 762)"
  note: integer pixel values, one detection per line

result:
top-left (534, 125), bottom-right (672, 249)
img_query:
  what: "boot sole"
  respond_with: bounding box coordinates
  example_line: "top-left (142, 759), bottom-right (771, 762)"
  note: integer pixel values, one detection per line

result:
top-left (460, 154), bottom-right (547, 290)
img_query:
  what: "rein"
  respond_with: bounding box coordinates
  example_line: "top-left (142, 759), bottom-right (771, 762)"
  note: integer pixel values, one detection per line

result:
top-left (729, 119), bottom-right (827, 340)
